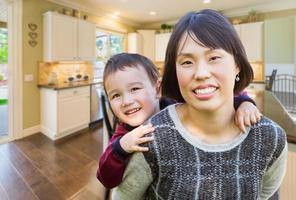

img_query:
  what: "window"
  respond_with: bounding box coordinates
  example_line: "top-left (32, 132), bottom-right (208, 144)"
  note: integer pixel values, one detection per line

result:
top-left (94, 29), bottom-right (125, 79)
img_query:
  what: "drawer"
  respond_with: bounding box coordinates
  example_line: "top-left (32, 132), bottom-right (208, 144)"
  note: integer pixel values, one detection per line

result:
top-left (58, 86), bottom-right (90, 99)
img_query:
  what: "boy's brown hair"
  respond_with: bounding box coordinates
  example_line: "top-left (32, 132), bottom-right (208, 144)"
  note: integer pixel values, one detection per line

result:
top-left (103, 53), bottom-right (160, 90)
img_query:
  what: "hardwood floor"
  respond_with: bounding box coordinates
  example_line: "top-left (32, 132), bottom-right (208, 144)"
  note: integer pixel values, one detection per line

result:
top-left (0, 124), bottom-right (106, 200)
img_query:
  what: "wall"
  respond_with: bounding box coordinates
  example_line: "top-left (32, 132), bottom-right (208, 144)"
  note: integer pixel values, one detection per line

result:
top-left (264, 16), bottom-right (295, 76)
top-left (22, 0), bottom-right (135, 129)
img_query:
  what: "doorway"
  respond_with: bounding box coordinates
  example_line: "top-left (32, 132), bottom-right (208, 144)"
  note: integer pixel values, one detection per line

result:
top-left (0, 0), bottom-right (22, 144)
top-left (0, 1), bottom-right (8, 138)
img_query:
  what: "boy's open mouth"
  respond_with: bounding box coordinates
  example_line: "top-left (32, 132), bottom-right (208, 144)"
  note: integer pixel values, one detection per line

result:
top-left (124, 107), bottom-right (141, 115)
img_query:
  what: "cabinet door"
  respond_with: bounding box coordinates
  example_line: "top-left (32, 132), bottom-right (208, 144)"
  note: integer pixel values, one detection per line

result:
top-left (51, 13), bottom-right (77, 61)
top-left (128, 33), bottom-right (142, 54)
top-left (155, 33), bottom-right (171, 62)
top-left (78, 20), bottom-right (96, 61)
top-left (240, 22), bottom-right (263, 62)
top-left (58, 95), bottom-right (90, 134)
top-left (137, 30), bottom-right (156, 61)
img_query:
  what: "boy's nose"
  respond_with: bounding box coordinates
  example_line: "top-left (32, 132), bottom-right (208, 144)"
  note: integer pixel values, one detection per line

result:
top-left (121, 95), bottom-right (134, 107)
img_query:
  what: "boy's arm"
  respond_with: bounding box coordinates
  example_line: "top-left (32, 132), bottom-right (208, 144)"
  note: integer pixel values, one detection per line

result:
top-left (233, 91), bottom-right (256, 110)
top-left (97, 125), bottom-right (131, 189)
top-left (234, 92), bottom-right (262, 132)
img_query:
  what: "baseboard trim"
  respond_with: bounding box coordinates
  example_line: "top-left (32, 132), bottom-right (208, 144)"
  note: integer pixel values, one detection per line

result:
top-left (22, 125), bottom-right (40, 138)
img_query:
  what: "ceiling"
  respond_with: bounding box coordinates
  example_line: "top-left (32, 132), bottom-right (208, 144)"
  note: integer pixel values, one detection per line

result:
top-left (50, 0), bottom-right (296, 25)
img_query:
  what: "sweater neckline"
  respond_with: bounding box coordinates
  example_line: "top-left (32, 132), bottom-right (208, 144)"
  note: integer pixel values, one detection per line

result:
top-left (168, 104), bottom-right (250, 152)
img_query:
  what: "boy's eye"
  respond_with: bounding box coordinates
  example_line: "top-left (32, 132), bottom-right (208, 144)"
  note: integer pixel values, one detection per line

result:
top-left (111, 94), bottom-right (120, 100)
top-left (131, 87), bottom-right (141, 92)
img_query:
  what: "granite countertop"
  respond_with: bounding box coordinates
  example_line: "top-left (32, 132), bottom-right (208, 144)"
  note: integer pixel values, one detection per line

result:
top-left (38, 79), bottom-right (103, 90)
top-left (248, 89), bottom-right (296, 144)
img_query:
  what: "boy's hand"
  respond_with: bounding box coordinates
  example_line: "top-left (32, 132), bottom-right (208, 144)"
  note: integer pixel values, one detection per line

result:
top-left (235, 102), bottom-right (262, 133)
top-left (120, 123), bottom-right (155, 153)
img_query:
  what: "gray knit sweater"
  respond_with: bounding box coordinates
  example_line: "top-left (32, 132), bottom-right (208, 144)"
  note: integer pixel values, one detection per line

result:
top-left (112, 105), bottom-right (287, 200)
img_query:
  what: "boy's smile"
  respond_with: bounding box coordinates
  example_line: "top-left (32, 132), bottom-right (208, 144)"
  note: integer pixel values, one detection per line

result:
top-left (105, 66), bottom-right (160, 127)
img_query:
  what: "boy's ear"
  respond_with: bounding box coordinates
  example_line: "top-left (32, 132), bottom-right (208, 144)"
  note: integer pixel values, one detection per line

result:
top-left (155, 79), bottom-right (162, 98)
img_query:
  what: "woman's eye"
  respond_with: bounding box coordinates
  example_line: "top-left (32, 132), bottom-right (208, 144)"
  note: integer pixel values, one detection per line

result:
top-left (181, 60), bottom-right (193, 65)
top-left (209, 56), bottom-right (221, 62)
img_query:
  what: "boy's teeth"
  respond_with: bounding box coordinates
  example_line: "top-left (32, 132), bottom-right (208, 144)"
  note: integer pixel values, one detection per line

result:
top-left (194, 87), bottom-right (216, 94)
top-left (126, 108), bottom-right (140, 114)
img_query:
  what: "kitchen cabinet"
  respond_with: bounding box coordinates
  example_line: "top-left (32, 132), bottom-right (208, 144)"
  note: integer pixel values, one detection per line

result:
top-left (40, 86), bottom-right (90, 140)
top-left (127, 32), bottom-right (142, 54)
top-left (155, 33), bottom-right (171, 62)
top-left (43, 11), bottom-right (96, 62)
top-left (234, 22), bottom-right (263, 62)
top-left (127, 30), bottom-right (156, 61)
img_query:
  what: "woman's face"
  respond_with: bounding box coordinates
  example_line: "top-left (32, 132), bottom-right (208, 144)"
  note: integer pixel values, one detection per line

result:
top-left (176, 34), bottom-right (240, 112)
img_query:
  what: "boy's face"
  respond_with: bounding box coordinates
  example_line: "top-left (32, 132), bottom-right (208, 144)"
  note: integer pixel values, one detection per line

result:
top-left (105, 66), bottom-right (160, 127)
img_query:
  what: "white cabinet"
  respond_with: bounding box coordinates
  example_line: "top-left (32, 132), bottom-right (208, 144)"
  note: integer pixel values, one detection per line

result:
top-left (137, 30), bottom-right (156, 61)
top-left (127, 32), bottom-right (142, 54)
top-left (155, 33), bottom-right (171, 62)
top-left (234, 22), bottom-right (263, 62)
top-left (43, 11), bottom-right (96, 62)
top-left (40, 86), bottom-right (90, 140)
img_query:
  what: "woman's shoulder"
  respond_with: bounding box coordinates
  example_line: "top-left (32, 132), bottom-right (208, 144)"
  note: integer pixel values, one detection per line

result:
top-left (253, 116), bottom-right (286, 138)
top-left (149, 104), bottom-right (176, 124)
top-left (250, 116), bottom-right (287, 158)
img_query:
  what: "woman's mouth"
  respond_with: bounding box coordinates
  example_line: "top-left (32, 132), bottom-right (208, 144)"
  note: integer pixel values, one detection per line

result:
top-left (194, 86), bottom-right (217, 95)
top-left (193, 86), bottom-right (218, 100)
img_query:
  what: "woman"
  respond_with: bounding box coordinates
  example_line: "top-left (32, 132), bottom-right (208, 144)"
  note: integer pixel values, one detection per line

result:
top-left (112, 9), bottom-right (287, 200)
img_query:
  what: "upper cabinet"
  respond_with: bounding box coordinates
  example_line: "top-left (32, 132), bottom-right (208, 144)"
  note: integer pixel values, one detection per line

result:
top-left (43, 11), bottom-right (96, 62)
top-left (127, 32), bottom-right (142, 54)
top-left (234, 22), bottom-right (263, 62)
top-left (155, 33), bottom-right (171, 62)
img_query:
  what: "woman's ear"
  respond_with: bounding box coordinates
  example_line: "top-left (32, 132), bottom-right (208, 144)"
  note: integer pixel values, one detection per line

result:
top-left (155, 78), bottom-right (162, 98)
top-left (235, 66), bottom-right (240, 75)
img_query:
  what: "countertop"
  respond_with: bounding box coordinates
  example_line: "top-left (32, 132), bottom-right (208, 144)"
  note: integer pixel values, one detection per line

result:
top-left (38, 79), bottom-right (103, 90)
top-left (247, 89), bottom-right (296, 144)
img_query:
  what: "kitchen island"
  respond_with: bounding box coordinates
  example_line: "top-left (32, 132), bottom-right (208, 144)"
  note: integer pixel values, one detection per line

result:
top-left (246, 88), bottom-right (296, 143)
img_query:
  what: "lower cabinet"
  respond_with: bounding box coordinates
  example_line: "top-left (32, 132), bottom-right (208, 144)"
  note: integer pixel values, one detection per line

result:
top-left (40, 86), bottom-right (90, 140)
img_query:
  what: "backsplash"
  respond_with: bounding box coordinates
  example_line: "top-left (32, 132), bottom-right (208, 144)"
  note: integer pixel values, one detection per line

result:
top-left (38, 62), bottom-right (94, 85)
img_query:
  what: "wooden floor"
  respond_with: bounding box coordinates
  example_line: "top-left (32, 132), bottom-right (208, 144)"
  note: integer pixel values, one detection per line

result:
top-left (0, 124), bottom-right (106, 200)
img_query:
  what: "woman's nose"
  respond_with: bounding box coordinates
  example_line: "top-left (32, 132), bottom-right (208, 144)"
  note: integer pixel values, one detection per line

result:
top-left (193, 61), bottom-right (211, 80)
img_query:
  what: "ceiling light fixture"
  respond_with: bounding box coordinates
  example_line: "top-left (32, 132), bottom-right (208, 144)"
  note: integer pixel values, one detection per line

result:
top-left (149, 11), bottom-right (156, 16)
top-left (202, 0), bottom-right (211, 4)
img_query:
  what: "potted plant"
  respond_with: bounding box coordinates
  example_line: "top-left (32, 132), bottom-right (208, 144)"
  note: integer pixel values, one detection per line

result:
top-left (160, 24), bottom-right (168, 33)
top-left (248, 9), bottom-right (258, 22)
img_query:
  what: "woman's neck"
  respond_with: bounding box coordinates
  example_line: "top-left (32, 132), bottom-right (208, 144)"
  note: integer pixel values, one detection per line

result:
top-left (177, 103), bottom-right (241, 144)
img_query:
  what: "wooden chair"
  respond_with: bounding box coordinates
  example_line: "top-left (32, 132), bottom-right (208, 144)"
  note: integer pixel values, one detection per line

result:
top-left (265, 69), bottom-right (277, 91)
top-left (100, 92), bottom-right (117, 200)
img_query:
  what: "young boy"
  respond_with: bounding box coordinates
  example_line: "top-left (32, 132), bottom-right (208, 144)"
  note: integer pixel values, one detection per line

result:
top-left (97, 53), bottom-right (261, 189)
